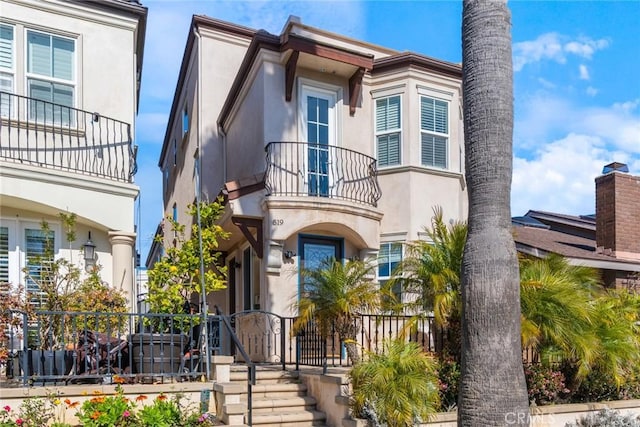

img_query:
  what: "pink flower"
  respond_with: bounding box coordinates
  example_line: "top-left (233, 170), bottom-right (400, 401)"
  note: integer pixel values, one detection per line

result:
top-left (123, 410), bottom-right (130, 418)
top-left (16, 419), bottom-right (24, 426)
top-left (3, 406), bottom-right (10, 412)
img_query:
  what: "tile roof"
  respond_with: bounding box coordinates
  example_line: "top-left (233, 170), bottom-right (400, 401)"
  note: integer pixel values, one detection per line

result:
top-left (513, 225), bottom-right (640, 266)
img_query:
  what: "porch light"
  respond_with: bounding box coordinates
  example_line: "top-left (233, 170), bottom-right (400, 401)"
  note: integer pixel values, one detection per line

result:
top-left (83, 232), bottom-right (96, 270)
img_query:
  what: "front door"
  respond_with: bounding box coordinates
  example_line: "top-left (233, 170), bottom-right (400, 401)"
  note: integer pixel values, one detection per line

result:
top-left (302, 88), bottom-right (336, 198)
top-left (297, 235), bottom-right (343, 367)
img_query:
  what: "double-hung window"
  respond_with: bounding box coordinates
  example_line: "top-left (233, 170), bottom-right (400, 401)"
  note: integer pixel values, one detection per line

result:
top-left (24, 228), bottom-right (54, 307)
top-left (420, 96), bottom-right (448, 169)
top-left (375, 95), bottom-right (401, 167)
top-left (378, 242), bottom-right (403, 301)
top-left (0, 24), bottom-right (14, 118)
top-left (26, 30), bottom-right (75, 126)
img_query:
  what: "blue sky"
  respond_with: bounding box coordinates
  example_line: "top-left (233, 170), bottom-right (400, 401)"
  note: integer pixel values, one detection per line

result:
top-left (134, 0), bottom-right (640, 259)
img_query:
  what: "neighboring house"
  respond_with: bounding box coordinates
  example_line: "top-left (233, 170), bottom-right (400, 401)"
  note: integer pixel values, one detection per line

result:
top-left (0, 0), bottom-right (147, 311)
top-left (154, 15), bottom-right (467, 317)
top-left (513, 162), bottom-right (640, 290)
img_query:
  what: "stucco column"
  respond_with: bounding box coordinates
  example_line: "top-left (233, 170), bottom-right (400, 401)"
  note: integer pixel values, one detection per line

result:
top-left (359, 248), bottom-right (379, 265)
top-left (108, 231), bottom-right (136, 311)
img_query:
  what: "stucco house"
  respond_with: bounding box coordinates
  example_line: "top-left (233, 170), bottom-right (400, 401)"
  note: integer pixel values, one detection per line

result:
top-left (0, 0), bottom-right (147, 311)
top-left (152, 15), bottom-right (467, 317)
top-left (513, 162), bottom-right (640, 290)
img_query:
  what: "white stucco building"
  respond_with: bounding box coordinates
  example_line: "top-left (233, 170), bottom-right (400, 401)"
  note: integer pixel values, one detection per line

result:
top-left (152, 15), bottom-right (467, 317)
top-left (0, 0), bottom-right (147, 311)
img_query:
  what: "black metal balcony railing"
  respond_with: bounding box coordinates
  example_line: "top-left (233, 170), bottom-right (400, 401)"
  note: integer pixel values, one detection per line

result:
top-left (0, 91), bottom-right (136, 182)
top-left (265, 142), bottom-right (382, 207)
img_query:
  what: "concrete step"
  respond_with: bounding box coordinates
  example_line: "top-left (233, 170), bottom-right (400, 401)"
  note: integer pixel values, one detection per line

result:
top-left (251, 396), bottom-right (318, 413)
top-left (248, 383), bottom-right (308, 398)
top-left (230, 368), bottom-right (299, 384)
top-left (250, 410), bottom-right (327, 426)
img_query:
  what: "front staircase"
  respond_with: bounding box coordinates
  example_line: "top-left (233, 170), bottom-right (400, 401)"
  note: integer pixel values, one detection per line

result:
top-left (228, 365), bottom-right (328, 427)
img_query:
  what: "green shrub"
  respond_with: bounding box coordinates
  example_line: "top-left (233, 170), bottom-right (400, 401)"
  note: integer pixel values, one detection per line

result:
top-left (564, 408), bottom-right (640, 427)
top-left (524, 363), bottom-right (569, 405)
top-left (350, 339), bottom-right (440, 427)
top-left (437, 356), bottom-right (460, 411)
top-left (570, 365), bottom-right (640, 403)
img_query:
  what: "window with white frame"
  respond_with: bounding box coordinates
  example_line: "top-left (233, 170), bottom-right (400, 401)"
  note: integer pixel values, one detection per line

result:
top-left (0, 226), bottom-right (9, 287)
top-left (375, 95), bottom-right (401, 167)
top-left (378, 242), bottom-right (403, 300)
top-left (26, 30), bottom-right (75, 125)
top-left (420, 96), bottom-right (448, 169)
top-left (24, 227), bottom-right (54, 307)
top-left (0, 220), bottom-right (58, 307)
top-left (0, 23), bottom-right (14, 118)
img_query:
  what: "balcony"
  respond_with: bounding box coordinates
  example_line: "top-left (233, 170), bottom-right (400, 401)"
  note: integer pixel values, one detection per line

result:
top-left (264, 142), bottom-right (381, 207)
top-left (0, 91), bottom-right (136, 183)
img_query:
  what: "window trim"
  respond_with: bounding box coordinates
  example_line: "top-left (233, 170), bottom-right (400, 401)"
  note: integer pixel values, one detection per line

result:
top-left (0, 217), bottom-right (61, 296)
top-left (0, 23), bottom-right (15, 118)
top-left (419, 95), bottom-right (449, 169)
top-left (374, 94), bottom-right (402, 168)
top-left (25, 28), bottom-right (76, 98)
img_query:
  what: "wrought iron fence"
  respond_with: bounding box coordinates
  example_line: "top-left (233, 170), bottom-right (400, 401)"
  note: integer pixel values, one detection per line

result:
top-left (0, 91), bottom-right (136, 182)
top-left (1, 310), bottom-right (222, 386)
top-left (265, 141), bottom-right (382, 207)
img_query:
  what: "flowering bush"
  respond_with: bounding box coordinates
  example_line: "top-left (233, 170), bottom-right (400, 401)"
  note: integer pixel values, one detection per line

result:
top-left (524, 363), bottom-right (569, 405)
top-left (76, 385), bottom-right (137, 427)
top-left (437, 356), bottom-right (460, 411)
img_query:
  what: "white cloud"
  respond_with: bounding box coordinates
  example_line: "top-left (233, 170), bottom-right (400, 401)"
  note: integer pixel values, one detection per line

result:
top-left (564, 38), bottom-right (609, 59)
top-left (586, 86), bottom-right (598, 96)
top-left (512, 95), bottom-right (640, 216)
top-left (513, 33), bottom-right (609, 71)
top-left (579, 64), bottom-right (589, 80)
top-left (512, 134), bottom-right (630, 216)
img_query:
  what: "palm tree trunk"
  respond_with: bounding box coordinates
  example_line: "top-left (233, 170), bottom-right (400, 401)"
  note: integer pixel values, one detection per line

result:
top-left (458, 0), bottom-right (530, 425)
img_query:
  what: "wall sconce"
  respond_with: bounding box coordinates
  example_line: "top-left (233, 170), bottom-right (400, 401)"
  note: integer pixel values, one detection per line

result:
top-left (83, 232), bottom-right (96, 271)
top-left (284, 250), bottom-right (296, 259)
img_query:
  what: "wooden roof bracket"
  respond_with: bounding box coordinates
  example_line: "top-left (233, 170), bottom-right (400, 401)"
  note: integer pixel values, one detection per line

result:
top-left (349, 67), bottom-right (366, 116)
top-left (285, 50), bottom-right (299, 102)
top-left (231, 216), bottom-right (263, 259)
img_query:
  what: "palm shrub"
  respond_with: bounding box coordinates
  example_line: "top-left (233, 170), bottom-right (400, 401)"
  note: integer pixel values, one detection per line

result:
top-left (390, 207), bottom-right (466, 359)
top-left (519, 254), bottom-right (600, 378)
top-left (350, 339), bottom-right (440, 427)
top-left (292, 258), bottom-right (380, 364)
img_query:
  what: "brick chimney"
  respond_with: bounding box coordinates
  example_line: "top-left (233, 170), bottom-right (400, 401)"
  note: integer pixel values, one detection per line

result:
top-left (595, 162), bottom-right (640, 261)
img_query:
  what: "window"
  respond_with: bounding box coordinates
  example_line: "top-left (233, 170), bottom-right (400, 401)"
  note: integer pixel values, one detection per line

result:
top-left (420, 96), bottom-right (448, 169)
top-left (182, 103), bottom-right (189, 137)
top-left (26, 30), bottom-right (75, 125)
top-left (173, 138), bottom-right (177, 167)
top-left (378, 242), bottom-right (402, 302)
top-left (163, 167), bottom-right (169, 197)
top-left (0, 220), bottom-right (59, 305)
top-left (0, 24), bottom-right (14, 117)
top-left (375, 95), bottom-right (401, 167)
top-left (0, 226), bottom-right (8, 286)
top-left (24, 227), bottom-right (54, 307)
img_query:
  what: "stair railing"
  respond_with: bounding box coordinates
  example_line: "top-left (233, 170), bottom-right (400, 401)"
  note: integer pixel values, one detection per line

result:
top-left (215, 307), bottom-right (256, 426)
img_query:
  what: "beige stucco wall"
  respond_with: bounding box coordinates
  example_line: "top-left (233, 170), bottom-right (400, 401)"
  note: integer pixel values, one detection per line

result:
top-left (162, 26), bottom-right (251, 229)
top-left (2, 0), bottom-right (139, 132)
top-left (0, 0), bottom-right (142, 308)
